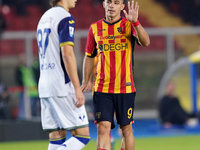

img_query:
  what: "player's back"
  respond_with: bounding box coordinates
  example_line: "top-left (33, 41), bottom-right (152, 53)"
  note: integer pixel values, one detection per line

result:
top-left (37, 6), bottom-right (75, 98)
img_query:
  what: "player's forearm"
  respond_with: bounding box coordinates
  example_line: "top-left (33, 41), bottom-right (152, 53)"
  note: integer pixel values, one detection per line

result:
top-left (82, 56), bottom-right (94, 84)
top-left (135, 24), bottom-right (150, 47)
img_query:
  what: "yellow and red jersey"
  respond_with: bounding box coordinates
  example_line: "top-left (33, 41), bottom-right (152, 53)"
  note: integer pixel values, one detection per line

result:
top-left (85, 17), bottom-right (141, 94)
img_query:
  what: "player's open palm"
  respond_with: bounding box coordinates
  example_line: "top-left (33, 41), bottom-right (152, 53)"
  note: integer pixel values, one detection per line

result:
top-left (75, 88), bottom-right (85, 108)
top-left (123, 1), bottom-right (139, 23)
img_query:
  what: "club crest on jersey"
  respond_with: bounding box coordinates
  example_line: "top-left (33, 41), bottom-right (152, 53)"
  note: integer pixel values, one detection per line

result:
top-left (117, 27), bottom-right (123, 34)
top-left (96, 112), bottom-right (101, 119)
top-left (79, 115), bottom-right (85, 121)
top-left (69, 26), bottom-right (74, 37)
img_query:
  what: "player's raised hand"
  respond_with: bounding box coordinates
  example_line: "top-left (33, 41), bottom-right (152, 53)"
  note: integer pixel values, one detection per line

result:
top-left (123, 1), bottom-right (139, 23)
top-left (74, 88), bottom-right (85, 108)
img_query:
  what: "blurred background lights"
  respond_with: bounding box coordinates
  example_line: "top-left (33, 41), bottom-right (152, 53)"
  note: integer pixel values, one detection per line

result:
top-left (2, 5), bottom-right (10, 15)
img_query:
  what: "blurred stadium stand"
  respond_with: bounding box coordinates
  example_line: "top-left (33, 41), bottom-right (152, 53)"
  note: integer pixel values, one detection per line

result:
top-left (0, 120), bottom-right (48, 142)
top-left (155, 0), bottom-right (200, 26)
top-left (0, 0), bottom-right (199, 142)
top-left (0, 0), bottom-right (199, 122)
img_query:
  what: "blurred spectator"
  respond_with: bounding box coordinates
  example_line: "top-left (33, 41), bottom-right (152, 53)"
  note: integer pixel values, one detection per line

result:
top-left (2, 0), bottom-right (14, 5)
top-left (93, 0), bottom-right (103, 5)
top-left (32, 59), bottom-right (40, 83)
top-left (38, 0), bottom-right (50, 11)
top-left (159, 81), bottom-right (198, 128)
top-left (15, 0), bottom-right (27, 16)
top-left (15, 53), bottom-right (40, 119)
top-left (0, 13), bottom-right (6, 34)
top-left (0, 84), bottom-right (10, 120)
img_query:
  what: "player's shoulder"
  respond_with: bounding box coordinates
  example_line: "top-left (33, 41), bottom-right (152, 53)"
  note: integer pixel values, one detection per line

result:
top-left (42, 7), bottom-right (73, 22)
top-left (121, 17), bottom-right (131, 24)
top-left (90, 18), bottom-right (104, 26)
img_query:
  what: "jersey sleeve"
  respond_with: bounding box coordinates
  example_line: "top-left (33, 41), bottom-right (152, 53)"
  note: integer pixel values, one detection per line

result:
top-left (58, 16), bottom-right (75, 47)
top-left (131, 23), bottom-right (141, 46)
top-left (85, 25), bottom-right (97, 58)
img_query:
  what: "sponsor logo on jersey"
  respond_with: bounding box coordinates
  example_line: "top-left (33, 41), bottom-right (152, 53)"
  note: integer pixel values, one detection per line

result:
top-left (69, 20), bottom-right (75, 24)
top-left (100, 35), bottom-right (123, 40)
top-left (99, 29), bottom-right (106, 31)
top-left (69, 26), bottom-right (74, 37)
top-left (98, 43), bottom-right (128, 52)
top-left (41, 63), bottom-right (55, 70)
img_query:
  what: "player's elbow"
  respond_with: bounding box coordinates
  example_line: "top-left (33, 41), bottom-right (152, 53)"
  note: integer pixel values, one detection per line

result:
top-left (62, 53), bottom-right (73, 62)
top-left (144, 41), bottom-right (150, 47)
top-left (62, 50), bottom-right (75, 62)
top-left (141, 40), bottom-right (150, 47)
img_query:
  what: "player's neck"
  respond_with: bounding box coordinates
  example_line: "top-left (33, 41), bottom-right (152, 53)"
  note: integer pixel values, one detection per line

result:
top-left (105, 15), bottom-right (121, 23)
top-left (56, 2), bottom-right (69, 11)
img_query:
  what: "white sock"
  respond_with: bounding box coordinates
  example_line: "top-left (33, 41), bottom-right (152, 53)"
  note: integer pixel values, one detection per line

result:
top-left (57, 137), bottom-right (85, 150)
top-left (48, 143), bottom-right (61, 150)
top-left (48, 136), bottom-right (66, 150)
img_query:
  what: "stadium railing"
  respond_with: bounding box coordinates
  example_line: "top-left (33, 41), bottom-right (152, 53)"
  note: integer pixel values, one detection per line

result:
top-left (1, 27), bottom-right (200, 119)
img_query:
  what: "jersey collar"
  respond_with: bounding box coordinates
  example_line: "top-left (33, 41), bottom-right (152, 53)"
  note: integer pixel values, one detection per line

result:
top-left (55, 5), bottom-right (65, 9)
top-left (103, 17), bottom-right (122, 25)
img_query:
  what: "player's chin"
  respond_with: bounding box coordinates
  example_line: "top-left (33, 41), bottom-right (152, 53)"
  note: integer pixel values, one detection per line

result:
top-left (70, 6), bottom-right (75, 9)
top-left (69, 4), bottom-right (76, 8)
top-left (107, 13), bottom-right (115, 17)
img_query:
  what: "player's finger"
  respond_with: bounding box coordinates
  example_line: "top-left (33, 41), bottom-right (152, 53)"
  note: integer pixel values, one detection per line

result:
top-left (134, 1), bottom-right (137, 10)
top-left (81, 85), bottom-right (88, 92)
top-left (123, 10), bottom-right (128, 17)
top-left (131, 1), bottom-right (134, 10)
top-left (136, 5), bottom-right (139, 13)
top-left (75, 100), bottom-right (81, 107)
top-left (77, 103), bottom-right (83, 108)
top-left (75, 100), bottom-right (84, 108)
top-left (83, 87), bottom-right (88, 92)
top-left (74, 101), bottom-right (78, 106)
top-left (128, 1), bottom-right (130, 11)
top-left (80, 86), bottom-right (84, 91)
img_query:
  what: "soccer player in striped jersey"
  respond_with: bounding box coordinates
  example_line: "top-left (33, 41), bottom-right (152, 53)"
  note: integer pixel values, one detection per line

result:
top-left (36, 0), bottom-right (90, 150)
top-left (81, 0), bottom-right (150, 150)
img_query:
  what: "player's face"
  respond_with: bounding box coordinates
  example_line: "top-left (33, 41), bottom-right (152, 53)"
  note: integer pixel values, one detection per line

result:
top-left (103, 0), bottom-right (125, 19)
top-left (67, 0), bottom-right (77, 8)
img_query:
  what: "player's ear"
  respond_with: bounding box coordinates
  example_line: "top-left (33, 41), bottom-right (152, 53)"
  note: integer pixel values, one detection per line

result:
top-left (103, 1), bottom-right (105, 8)
top-left (121, 4), bottom-right (125, 10)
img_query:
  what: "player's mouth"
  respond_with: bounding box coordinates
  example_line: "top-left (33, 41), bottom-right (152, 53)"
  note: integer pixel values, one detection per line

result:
top-left (108, 10), bottom-right (115, 14)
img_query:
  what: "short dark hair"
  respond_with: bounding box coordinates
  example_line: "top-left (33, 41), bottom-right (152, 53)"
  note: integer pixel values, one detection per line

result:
top-left (104, 0), bottom-right (126, 3)
top-left (49, 0), bottom-right (61, 7)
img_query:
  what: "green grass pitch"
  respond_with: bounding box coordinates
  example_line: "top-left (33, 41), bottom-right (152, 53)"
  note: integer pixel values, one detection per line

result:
top-left (0, 135), bottom-right (199, 150)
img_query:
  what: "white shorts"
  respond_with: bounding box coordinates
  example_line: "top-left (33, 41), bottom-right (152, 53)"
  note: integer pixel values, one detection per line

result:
top-left (40, 93), bottom-right (89, 131)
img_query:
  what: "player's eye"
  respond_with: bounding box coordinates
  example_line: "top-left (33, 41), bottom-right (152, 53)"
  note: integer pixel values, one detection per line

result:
top-left (107, 0), bottom-right (112, 4)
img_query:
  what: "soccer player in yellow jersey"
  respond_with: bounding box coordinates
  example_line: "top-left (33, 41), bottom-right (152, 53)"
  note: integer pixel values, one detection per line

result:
top-left (81, 0), bottom-right (150, 150)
